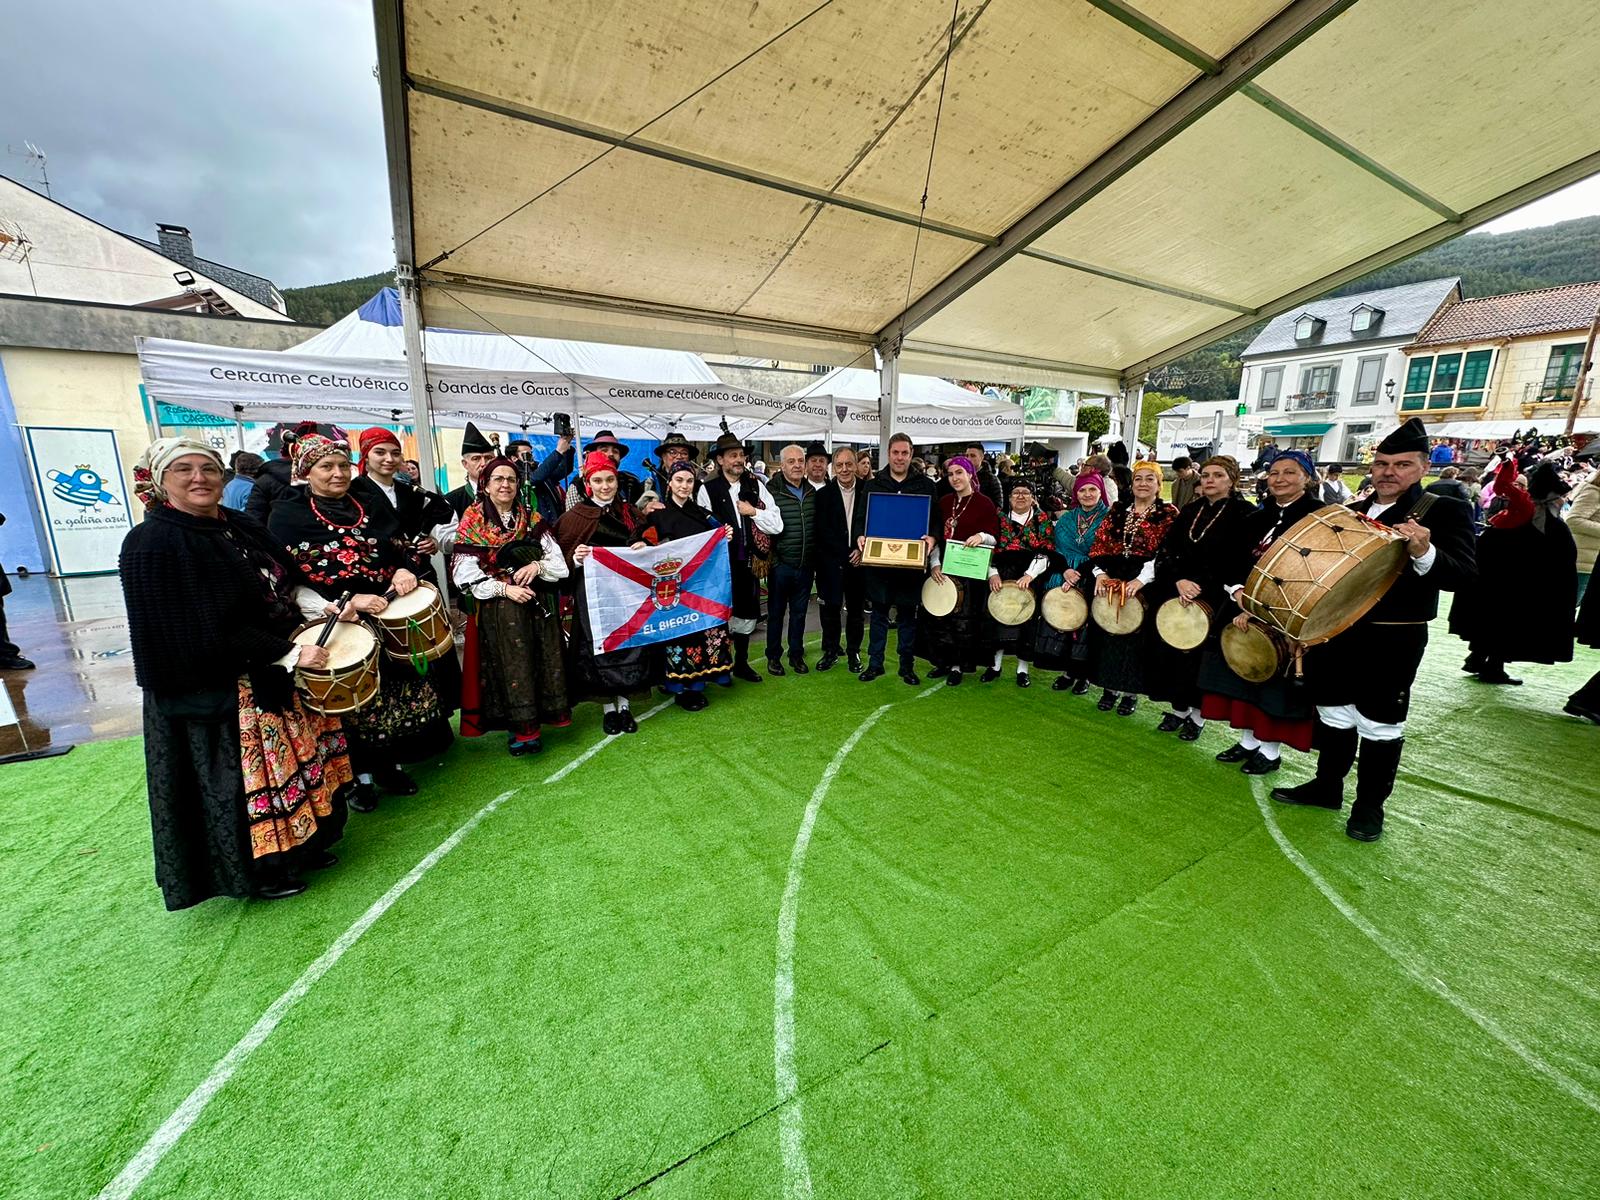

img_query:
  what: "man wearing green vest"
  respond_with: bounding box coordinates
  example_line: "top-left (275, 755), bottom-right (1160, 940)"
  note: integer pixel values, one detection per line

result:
top-left (766, 443), bottom-right (817, 674)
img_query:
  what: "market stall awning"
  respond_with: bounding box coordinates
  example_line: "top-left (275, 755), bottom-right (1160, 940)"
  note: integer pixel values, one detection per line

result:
top-left (1264, 421), bottom-right (1333, 436)
top-left (374, 0), bottom-right (1600, 391)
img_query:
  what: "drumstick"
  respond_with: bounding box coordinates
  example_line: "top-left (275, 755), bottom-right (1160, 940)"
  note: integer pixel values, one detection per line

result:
top-left (315, 591), bottom-right (354, 649)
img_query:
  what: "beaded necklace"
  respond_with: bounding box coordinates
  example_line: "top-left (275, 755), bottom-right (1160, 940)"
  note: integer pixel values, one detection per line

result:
top-left (308, 492), bottom-right (369, 532)
top-left (1187, 497), bottom-right (1231, 543)
top-left (944, 491), bottom-right (973, 538)
top-left (1119, 500), bottom-right (1156, 548)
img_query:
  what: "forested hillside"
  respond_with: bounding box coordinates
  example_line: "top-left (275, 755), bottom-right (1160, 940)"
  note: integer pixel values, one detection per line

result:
top-left (282, 271), bottom-right (391, 325)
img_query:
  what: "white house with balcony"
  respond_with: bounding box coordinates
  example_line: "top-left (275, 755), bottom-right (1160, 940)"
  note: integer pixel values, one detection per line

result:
top-left (1169, 277), bottom-right (1461, 466)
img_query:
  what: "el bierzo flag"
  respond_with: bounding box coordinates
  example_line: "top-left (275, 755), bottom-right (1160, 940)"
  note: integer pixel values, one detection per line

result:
top-left (583, 528), bottom-right (732, 655)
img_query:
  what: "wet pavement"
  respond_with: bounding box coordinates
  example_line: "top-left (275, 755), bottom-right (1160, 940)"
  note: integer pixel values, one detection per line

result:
top-left (0, 573), bottom-right (142, 761)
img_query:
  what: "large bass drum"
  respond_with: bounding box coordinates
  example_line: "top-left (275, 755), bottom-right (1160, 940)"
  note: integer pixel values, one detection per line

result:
top-left (1239, 505), bottom-right (1408, 644)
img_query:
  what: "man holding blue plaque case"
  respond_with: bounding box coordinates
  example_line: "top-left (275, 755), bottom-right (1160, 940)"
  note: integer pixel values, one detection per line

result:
top-left (857, 433), bottom-right (937, 685)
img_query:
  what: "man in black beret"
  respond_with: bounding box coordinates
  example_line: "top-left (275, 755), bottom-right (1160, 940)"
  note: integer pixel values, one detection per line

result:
top-left (1273, 417), bottom-right (1476, 842)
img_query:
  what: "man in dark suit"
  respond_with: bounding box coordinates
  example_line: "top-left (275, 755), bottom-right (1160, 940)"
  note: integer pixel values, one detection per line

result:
top-left (858, 432), bottom-right (938, 685)
top-left (814, 445), bottom-right (869, 672)
top-left (1274, 418), bottom-right (1477, 842)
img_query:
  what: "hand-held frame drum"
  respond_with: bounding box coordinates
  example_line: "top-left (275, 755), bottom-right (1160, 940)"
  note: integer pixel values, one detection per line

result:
top-left (921, 574), bottom-right (963, 617)
top-left (1155, 596), bottom-right (1212, 650)
top-left (1239, 505), bottom-right (1407, 644)
top-left (1042, 587), bottom-right (1088, 632)
top-left (1220, 619), bottom-right (1292, 684)
top-left (987, 584), bottom-right (1036, 626)
top-left (1091, 579), bottom-right (1145, 635)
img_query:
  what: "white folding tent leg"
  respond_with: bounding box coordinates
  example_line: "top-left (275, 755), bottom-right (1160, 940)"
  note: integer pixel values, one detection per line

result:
top-left (876, 345), bottom-right (899, 457)
top-left (1127, 379), bottom-right (1146, 456)
top-left (396, 264), bottom-right (450, 584)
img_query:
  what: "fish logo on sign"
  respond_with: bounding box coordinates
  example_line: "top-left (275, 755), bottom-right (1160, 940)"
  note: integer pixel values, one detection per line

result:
top-left (650, 554), bottom-right (683, 611)
top-left (46, 465), bottom-right (121, 509)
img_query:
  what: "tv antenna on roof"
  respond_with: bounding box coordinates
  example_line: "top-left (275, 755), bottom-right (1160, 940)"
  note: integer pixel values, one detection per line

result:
top-left (6, 141), bottom-right (51, 198)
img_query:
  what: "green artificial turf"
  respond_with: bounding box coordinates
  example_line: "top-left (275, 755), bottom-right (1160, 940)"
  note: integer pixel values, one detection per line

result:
top-left (2, 626), bottom-right (1597, 1199)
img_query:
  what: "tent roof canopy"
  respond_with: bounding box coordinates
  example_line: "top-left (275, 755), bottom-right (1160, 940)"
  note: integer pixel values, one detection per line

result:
top-left (376, 0), bottom-right (1600, 394)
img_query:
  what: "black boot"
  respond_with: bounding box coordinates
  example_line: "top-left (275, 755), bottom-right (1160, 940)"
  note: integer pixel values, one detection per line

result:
top-left (731, 633), bottom-right (763, 683)
top-left (1347, 737), bottom-right (1403, 842)
top-left (1272, 722), bottom-right (1357, 809)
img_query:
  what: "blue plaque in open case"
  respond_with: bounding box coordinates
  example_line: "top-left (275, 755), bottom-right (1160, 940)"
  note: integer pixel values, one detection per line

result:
top-left (862, 491), bottom-right (931, 569)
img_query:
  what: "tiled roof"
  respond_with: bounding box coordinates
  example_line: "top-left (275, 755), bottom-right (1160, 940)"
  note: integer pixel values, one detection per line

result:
top-left (1243, 277), bottom-right (1461, 357)
top-left (1408, 280), bottom-right (1600, 347)
top-left (131, 237), bottom-right (282, 311)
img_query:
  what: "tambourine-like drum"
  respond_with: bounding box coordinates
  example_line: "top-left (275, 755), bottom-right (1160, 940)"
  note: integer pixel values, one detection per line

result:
top-left (1091, 590), bottom-right (1146, 635)
top-left (374, 582), bottom-right (453, 662)
top-left (1220, 619), bottom-right (1291, 684)
top-left (988, 585), bottom-right (1037, 627)
top-left (1156, 597), bottom-right (1213, 651)
top-left (921, 574), bottom-right (962, 617)
top-left (1042, 587), bottom-right (1088, 632)
top-left (1239, 505), bottom-right (1408, 644)
top-left (291, 620), bottom-right (380, 715)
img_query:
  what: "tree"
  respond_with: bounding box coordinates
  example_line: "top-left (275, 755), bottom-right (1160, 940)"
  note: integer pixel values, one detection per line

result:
top-left (1138, 390), bottom-right (1187, 447)
top-left (1075, 404), bottom-right (1109, 441)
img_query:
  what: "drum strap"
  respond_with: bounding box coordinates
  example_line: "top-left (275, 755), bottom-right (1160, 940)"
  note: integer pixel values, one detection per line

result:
top-left (407, 620), bottom-right (431, 676)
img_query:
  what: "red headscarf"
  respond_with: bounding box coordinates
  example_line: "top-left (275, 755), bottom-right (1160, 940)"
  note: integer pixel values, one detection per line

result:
top-left (581, 450), bottom-right (618, 493)
top-left (358, 427), bottom-right (401, 473)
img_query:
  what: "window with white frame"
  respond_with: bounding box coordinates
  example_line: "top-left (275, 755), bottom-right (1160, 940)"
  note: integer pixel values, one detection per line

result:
top-left (1294, 364), bottom-right (1338, 408)
top-left (1400, 348), bottom-right (1493, 411)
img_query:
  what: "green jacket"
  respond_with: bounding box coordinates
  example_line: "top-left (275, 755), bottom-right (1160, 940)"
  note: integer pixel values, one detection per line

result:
top-left (768, 479), bottom-right (817, 568)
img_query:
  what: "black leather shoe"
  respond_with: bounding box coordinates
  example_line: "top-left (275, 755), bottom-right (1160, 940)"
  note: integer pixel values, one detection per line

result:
top-left (732, 663), bottom-right (763, 683)
top-left (348, 782), bottom-right (378, 813)
top-left (0, 655), bottom-right (36, 671)
top-left (929, 665), bottom-right (950, 678)
top-left (1345, 821), bottom-right (1383, 843)
top-left (301, 849), bottom-right (339, 871)
top-left (1116, 694), bottom-right (1137, 717)
top-left (619, 711), bottom-right (639, 733)
top-left (816, 654), bottom-right (838, 672)
top-left (1241, 750), bottom-right (1281, 775)
top-left (1096, 689), bottom-right (1116, 711)
top-left (1072, 677), bottom-right (1089, 695)
top-left (674, 692), bottom-right (697, 710)
top-left (1156, 712), bottom-right (1185, 733)
top-left (946, 670), bottom-right (963, 687)
top-left (1271, 780), bottom-right (1342, 809)
top-left (1051, 675), bottom-right (1072, 691)
top-left (790, 660), bottom-right (809, 675)
top-left (848, 653), bottom-right (863, 673)
top-left (1475, 670), bottom-right (1523, 686)
top-left (980, 668), bottom-right (1001, 683)
top-left (1215, 743), bottom-right (1252, 763)
top-left (688, 690), bottom-right (710, 711)
top-left (1016, 673), bottom-right (1031, 688)
top-left (1564, 700), bottom-right (1600, 725)
top-left (1462, 652), bottom-right (1485, 674)
top-left (1177, 718), bottom-right (1203, 742)
top-left (255, 875), bottom-right (308, 901)
top-left (859, 665), bottom-right (884, 682)
top-left (374, 766), bottom-right (418, 795)
top-left (900, 670), bottom-right (921, 686)
top-left (766, 660), bottom-right (787, 677)
top-left (602, 711), bottom-right (622, 735)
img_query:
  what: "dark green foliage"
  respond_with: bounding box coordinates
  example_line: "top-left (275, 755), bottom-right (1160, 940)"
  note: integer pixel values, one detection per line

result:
top-left (281, 271), bottom-right (393, 325)
top-left (1075, 403), bottom-right (1110, 440)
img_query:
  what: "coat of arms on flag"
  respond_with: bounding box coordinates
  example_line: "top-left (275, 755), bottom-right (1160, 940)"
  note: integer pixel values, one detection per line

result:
top-left (583, 528), bottom-right (733, 655)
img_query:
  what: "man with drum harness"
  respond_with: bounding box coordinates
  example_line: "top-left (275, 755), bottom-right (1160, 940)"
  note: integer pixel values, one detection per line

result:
top-left (986, 479), bottom-right (1060, 687)
top-left (1272, 418), bottom-right (1476, 842)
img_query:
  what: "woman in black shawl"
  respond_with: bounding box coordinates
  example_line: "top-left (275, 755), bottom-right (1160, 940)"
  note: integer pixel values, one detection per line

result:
top-left (120, 437), bottom-right (352, 909)
top-left (268, 434), bottom-right (456, 809)
top-left (643, 459), bottom-right (735, 710)
top-left (554, 451), bottom-right (659, 734)
top-left (451, 456), bottom-right (571, 754)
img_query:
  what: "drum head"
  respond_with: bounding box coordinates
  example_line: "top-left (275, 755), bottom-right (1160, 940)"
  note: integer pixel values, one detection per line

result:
top-left (294, 620), bottom-right (378, 669)
top-left (921, 575), bottom-right (960, 617)
top-left (1091, 591), bottom-right (1145, 635)
top-left (383, 582), bottom-right (441, 619)
top-left (1155, 597), bottom-right (1211, 651)
top-left (1220, 622), bottom-right (1282, 683)
top-left (1299, 538), bottom-right (1407, 642)
top-left (988, 585), bottom-right (1037, 626)
top-left (1244, 506), bottom-right (1407, 643)
top-left (1042, 587), bottom-right (1088, 632)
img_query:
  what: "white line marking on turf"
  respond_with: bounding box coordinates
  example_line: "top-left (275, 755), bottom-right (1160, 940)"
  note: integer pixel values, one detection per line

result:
top-left (96, 701), bottom-right (671, 1200)
top-left (775, 684), bottom-right (938, 1200)
top-left (1250, 780), bottom-right (1600, 1117)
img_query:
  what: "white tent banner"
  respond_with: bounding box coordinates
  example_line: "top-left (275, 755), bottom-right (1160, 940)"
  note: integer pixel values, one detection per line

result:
top-left (829, 394), bottom-right (1023, 444)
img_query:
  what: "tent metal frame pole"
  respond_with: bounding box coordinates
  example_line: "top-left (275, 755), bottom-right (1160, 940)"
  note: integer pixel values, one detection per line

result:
top-left (874, 0), bottom-right (1358, 346)
top-left (876, 344), bottom-right (899, 458)
top-left (232, 405), bottom-right (246, 455)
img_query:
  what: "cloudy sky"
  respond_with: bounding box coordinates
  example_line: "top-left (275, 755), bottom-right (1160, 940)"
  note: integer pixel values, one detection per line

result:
top-left (1, 1), bottom-right (1595, 292)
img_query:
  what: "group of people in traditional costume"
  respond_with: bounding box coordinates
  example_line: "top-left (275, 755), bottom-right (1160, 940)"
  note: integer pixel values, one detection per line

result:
top-left (120, 414), bottom-right (1479, 910)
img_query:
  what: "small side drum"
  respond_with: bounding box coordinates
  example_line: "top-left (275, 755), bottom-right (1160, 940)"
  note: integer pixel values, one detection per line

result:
top-left (375, 581), bottom-right (453, 662)
top-left (1220, 620), bottom-right (1291, 684)
top-left (988, 585), bottom-right (1037, 627)
top-left (921, 574), bottom-right (962, 617)
top-left (1042, 587), bottom-right (1088, 632)
top-left (1091, 590), bottom-right (1146, 635)
top-left (1156, 597), bottom-right (1213, 651)
top-left (291, 620), bottom-right (380, 715)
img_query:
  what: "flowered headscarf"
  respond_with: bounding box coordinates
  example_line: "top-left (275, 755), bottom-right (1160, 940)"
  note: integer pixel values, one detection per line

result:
top-left (293, 433), bottom-right (350, 480)
top-left (132, 437), bottom-right (223, 509)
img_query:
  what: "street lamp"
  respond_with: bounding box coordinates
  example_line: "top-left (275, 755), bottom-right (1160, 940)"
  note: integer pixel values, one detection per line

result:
top-left (1384, 379), bottom-right (1396, 404)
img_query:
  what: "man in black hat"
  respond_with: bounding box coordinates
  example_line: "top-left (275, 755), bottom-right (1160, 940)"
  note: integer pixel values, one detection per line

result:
top-left (1272, 417), bottom-right (1476, 842)
top-left (564, 430), bottom-right (644, 510)
top-left (647, 432), bottom-right (696, 503)
top-left (804, 441), bottom-right (831, 491)
top-left (697, 431), bottom-right (783, 682)
top-left (443, 421), bottom-right (497, 522)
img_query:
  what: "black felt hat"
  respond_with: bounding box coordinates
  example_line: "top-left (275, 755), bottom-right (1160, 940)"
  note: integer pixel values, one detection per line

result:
top-left (461, 422), bottom-right (493, 455)
top-left (1375, 417), bottom-right (1428, 455)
